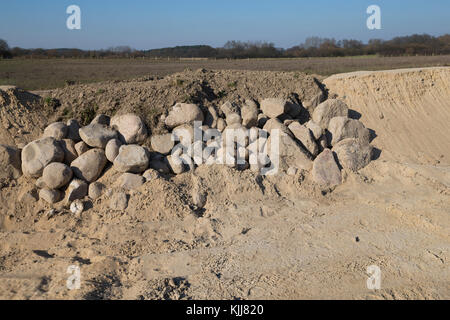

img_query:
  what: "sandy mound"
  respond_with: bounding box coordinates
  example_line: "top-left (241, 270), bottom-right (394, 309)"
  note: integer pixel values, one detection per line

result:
top-left (0, 68), bottom-right (449, 300)
top-left (324, 67), bottom-right (450, 165)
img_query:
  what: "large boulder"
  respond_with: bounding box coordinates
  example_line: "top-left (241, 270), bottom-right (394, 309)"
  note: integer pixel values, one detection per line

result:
top-left (260, 98), bottom-right (288, 119)
top-left (42, 162), bottom-right (73, 189)
top-left (110, 113), bottom-right (148, 144)
top-left (266, 133), bottom-right (312, 172)
top-left (43, 122), bottom-right (68, 140)
top-left (79, 123), bottom-right (118, 148)
top-left (71, 148), bottom-right (107, 182)
top-left (288, 122), bottom-right (319, 156)
top-left (21, 137), bottom-right (64, 178)
top-left (311, 149), bottom-right (342, 188)
top-left (165, 103), bottom-right (204, 129)
top-left (113, 145), bottom-right (149, 173)
top-left (327, 117), bottom-right (371, 146)
top-left (312, 99), bottom-right (349, 129)
top-left (332, 138), bottom-right (373, 172)
top-left (0, 144), bottom-right (22, 180)
top-left (151, 133), bottom-right (175, 155)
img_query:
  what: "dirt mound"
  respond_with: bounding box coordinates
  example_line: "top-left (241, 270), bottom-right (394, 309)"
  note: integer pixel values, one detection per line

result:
top-left (324, 67), bottom-right (450, 165)
top-left (0, 68), bottom-right (449, 300)
top-left (0, 86), bottom-right (48, 146)
top-left (36, 69), bottom-right (324, 134)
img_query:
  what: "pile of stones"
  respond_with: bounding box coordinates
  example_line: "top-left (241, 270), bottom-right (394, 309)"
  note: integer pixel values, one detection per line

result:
top-left (1, 96), bottom-right (374, 211)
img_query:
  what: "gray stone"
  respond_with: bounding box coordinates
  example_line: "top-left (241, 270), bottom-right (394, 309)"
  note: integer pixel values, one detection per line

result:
top-left (43, 122), bottom-right (68, 140)
top-left (66, 179), bottom-right (88, 202)
top-left (220, 101), bottom-right (240, 117)
top-left (311, 149), bottom-right (342, 188)
top-left (305, 120), bottom-right (324, 141)
top-left (327, 117), bottom-right (371, 146)
top-left (71, 148), bottom-right (107, 182)
top-left (260, 98), bottom-right (288, 118)
top-left (288, 122), bottom-right (319, 156)
top-left (241, 99), bottom-right (259, 128)
top-left (59, 139), bottom-right (78, 165)
top-left (105, 138), bottom-right (122, 162)
top-left (263, 118), bottom-right (293, 137)
top-left (113, 145), bottom-right (149, 173)
top-left (167, 154), bottom-right (186, 174)
top-left (88, 181), bottom-right (105, 200)
top-left (21, 137), bottom-right (64, 178)
top-left (226, 112), bottom-right (242, 126)
top-left (109, 192), bottom-right (128, 211)
top-left (35, 177), bottom-right (46, 189)
top-left (110, 113), bottom-right (148, 144)
top-left (75, 141), bottom-right (89, 156)
top-left (151, 133), bottom-right (175, 155)
top-left (79, 123), bottom-right (118, 148)
top-left (118, 173), bottom-right (145, 190)
top-left (39, 188), bottom-right (61, 204)
top-left (266, 134), bottom-right (312, 172)
top-left (312, 99), bottom-right (349, 129)
top-left (192, 190), bottom-right (207, 208)
top-left (0, 144), bottom-right (22, 180)
top-left (172, 125), bottom-right (194, 146)
top-left (165, 103), bottom-right (204, 129)
top-left (66, 119), bottom-right (81, 142)
top-left (332, 138), bottom-right (373, 172)
top-left (42, 162), bottom-right (73, 189)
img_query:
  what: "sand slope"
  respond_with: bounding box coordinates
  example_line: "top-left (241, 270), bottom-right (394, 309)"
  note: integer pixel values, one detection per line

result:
top-left (324, 67), bottom-right (450, 165)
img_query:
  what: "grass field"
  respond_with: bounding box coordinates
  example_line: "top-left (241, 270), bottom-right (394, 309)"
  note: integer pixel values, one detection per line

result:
top-left (1, 55), bottom-right (449, 90)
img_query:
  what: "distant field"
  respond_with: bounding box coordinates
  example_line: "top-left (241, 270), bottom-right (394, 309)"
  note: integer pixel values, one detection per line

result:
top-left (1, 55), bottom-right (449, 90)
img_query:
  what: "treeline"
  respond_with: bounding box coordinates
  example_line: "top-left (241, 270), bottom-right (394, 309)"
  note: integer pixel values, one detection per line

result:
top-left (1, 34), bottom-right (450, 59)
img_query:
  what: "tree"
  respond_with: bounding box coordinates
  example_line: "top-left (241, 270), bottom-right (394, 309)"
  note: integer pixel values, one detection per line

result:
top-left (0, 39), bottom-right (12, 58)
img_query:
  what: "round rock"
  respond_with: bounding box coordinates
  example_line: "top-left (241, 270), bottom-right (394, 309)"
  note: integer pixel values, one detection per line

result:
top-left (43, 122), bottom-right (68, 140)
top-left (42, 162), bottom-right (73, 189)
top-left (110, 113), bottom-right (148, 144)
top-left (70, 148), bottom-right (107, 182)
top-left (113, 145), bottom-right (149, 173)
top-left (105, 138), bottom-right (122, 162)
top-left (21, 137), bottom-right (64, 178)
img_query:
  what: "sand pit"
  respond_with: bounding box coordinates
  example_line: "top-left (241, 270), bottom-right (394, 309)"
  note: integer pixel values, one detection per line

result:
top-left (0, 68), bottom-right (448, 300)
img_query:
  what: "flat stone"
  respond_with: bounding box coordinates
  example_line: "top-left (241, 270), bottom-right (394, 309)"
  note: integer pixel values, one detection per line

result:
top-left (311, 149), bottom-right (342, 188)
top-left (79, 123), bottom-right (118, 148)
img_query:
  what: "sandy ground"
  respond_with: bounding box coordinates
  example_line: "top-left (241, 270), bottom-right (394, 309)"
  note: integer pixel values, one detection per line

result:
top-left (0, 67), bottom-right (448, 300)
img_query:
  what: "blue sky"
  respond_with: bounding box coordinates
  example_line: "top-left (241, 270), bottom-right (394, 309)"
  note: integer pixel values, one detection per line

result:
top-left (1, 0), bottom-right (449, 50)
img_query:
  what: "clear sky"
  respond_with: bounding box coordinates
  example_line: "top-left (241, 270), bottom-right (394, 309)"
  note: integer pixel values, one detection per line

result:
top-left (1, 0), bottom-right (449, 50)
